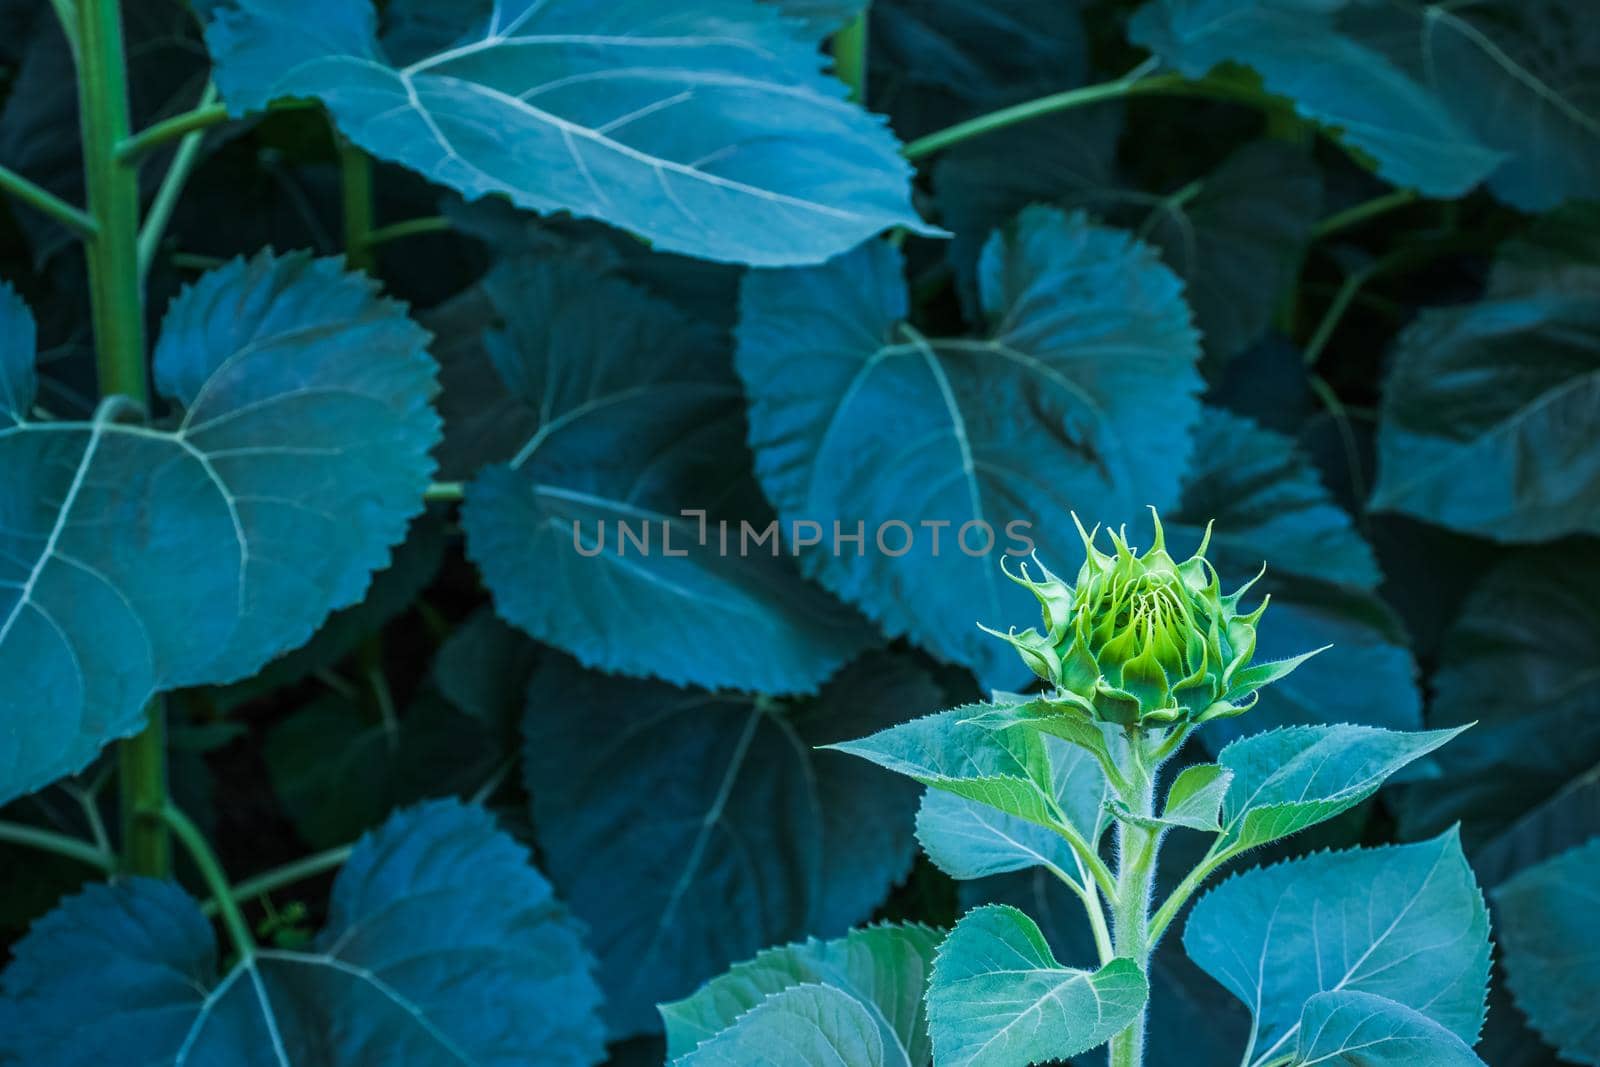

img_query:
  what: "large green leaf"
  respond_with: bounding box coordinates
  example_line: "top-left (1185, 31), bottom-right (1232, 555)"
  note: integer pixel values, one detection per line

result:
top-left (0, 255), bottom-right (438, 806)
top-left (1184, 832), bottom-right (1491, 1066)
top-left (1493, 837), bottom-right (1600, 1065)
top-left (1129, 0), bottom-right (1504, 197)
top-left (0, 800), bottom-right (605, 1064)
top-left (1396, 549), bottom-right (1600, 851)
top-left (1291, 991), bottom-right (1488, 1066)
top-left (926, 905), bottom-right (1148, 1067)
top-left (524, 653), bottom-right (938, 1038)
top-left (458, 257), bottom-right (875, 694)
top-left (1215, 724), bottom-right (1463, 851)
top-left (736, 206), bottom-right (1203, 686)
top-left (661, 923), bottom-right (942, 1064)
top-left (1370, 282), bottom-right (1600, 541)
top-left (202, 0), bottom-right (934, 266)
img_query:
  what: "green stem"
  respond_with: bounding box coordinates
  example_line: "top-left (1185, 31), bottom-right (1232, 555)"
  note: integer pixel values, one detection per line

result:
top-left (901, 62), bottom-right (1285, 161)
top-left (338, 137), bottom-right (376, 273)
top-left (1148, 841), bottom-right (1238, 944)
top-left (76, 0), bottom-right (169, 877)
top-left (1314, 188), bottom-right (1418, 240)
top-left (832, 9), bottom-right (868, 104)
top-left (425, 480), bottom-right (465, 503)
top-left (1108, 746), bottom-right (1158, 1067)
top-left (137, 83), bottom-right (220, 280)
top-left (205, 844), bottom-right (354, 918)
top-left (117, 100), bottom-right (230, 163)
top-left (363, 215), bottom-right (452, 249)
top-left (0, 819), bottom-right (115, 871)
top-left (0, 163), bottom-right (98, 237)
top-left (1302, 260), bottom-right (1382, 367)
top-left (154, 803), bottom-right (256, 960)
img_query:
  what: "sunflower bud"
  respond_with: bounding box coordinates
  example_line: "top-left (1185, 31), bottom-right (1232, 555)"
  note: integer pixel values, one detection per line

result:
top-left (983, 509), bottom-right (1319, 731)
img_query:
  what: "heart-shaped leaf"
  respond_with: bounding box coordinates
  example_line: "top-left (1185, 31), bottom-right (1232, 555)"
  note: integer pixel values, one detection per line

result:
top-left (1291, 991), bottom-right (1487, 1067)
top-left (0, 800), bottom-right (605, 1064)
top-left (0, 256), bottom-right (439, 805)
top-left (736, 206), bottom-right (1203, 687)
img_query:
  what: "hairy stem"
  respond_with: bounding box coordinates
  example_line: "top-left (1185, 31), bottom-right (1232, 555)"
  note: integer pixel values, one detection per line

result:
top-left (154, 803), bottom-right (256, 960)
top-left (1108, 745), bottom-right (1158, 1067)
top-left (76, 0), bottom-right (169, 877)
top-left (0, 819), bottom-right (115, 871)
top-left (118, 100), bottom-right (230, 162)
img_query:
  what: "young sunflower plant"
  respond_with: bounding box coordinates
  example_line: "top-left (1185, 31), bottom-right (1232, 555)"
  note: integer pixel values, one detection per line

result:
top-left (662, 512), bottom-right (1484, 1067)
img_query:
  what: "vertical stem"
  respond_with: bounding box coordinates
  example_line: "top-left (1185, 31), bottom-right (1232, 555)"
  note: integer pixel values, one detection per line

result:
top-left (77, 0), bottom-right (168, 878)
top-left (155, 803), bottom-right (256, 961)
top-left (1109, 745), bottom-right (1158, 1067)
top-left (338, 137), bottom-right (375, 273)
top-left (833, 9), bottom-right (869, 103)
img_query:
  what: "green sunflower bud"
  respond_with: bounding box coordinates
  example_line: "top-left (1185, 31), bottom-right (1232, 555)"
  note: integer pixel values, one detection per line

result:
top-left (980, 508), bottom-right (1321, 731)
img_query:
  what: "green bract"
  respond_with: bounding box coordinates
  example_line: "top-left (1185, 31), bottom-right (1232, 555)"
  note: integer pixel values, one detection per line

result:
top-left (983, 510), bottom-right (1315, 730)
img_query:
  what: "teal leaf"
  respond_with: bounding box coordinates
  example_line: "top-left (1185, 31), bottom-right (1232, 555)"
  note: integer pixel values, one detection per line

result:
top-left (1396, 550), bottom-right (1600, 851)
top-left (1128, 0), bottom-right (1504, 197)
top-left (432, 605), bottom-right (539, 730)
top-left (736, 206), bottom-right (1203, 686)
top-left (1371, 284), bottom-right (1600, 541)
top-left (1216, 724), bottom-right (1464, 851)
top-left (1152, 762), bottom-right (1231, 832)
top-left (1384, 0), bottom-right (1600, 212)
top-left (0, 253), bottom-right (439, 806)
top-left (676, 984), bottom-right (893, 1067)
top-left (1184, 832), bottom-right (1491, 1065)
top-left (458, 257), bottom-right (875, 694)
top-left (661, 922), bottom-right (942, 1064)
top-left (936, 133), bottom-right (1321, 362)
top-left (1292, 991), bottom-right (1488, 1066)
top-left (0, 800), bottom-right (605, 1065)
top-left (524, 653), bottom-right (939, 1038)
top-left (202, 0), bottom-right (934, 266)
top-left (927, 904), bottom-right (1148, 1067)
top-left (1493, 837), bottom-right (1600, 1065)
top-left (1490, 203), bottom-right (1600, 298)
top-left (916, 735), bottom-right (1109, 882)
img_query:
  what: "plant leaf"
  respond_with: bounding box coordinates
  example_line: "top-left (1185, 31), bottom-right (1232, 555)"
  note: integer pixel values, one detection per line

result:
top-left (1291, 991), bottom-right (1488, 1066)
top-left (524, 653), bottom-right (938, 1038)
top-left (676, 984), bottom-right (895, 1067)
top-left (202, 0), bottom-right (934, 266)
top-left (1184, 832), bottom-right (1491, 1064)
top-left (1129, 0), bottom-right (1503, 196)
top-left (736, 206), bottom-right (1202, 686)
top-left (916, 737), bottom-right (1108, 882)
top-left (1493, 836), bottom-right (1600, 1065)
top-left (927, 904), bottom-right (1148, 1067)
top-left (1215, 724), bottom-right (1464, 851)
top-left (458, 257), bottom-right (875, 694)
top-left (1371, 284), bottom-right (1600, 541)
top-left (0, 800), bottom-right (605, 1065)
top-left (1395, 550), bottom-right (1600, 852)
top-left (0, 255), bottom-right (439, 806)
top-left (1149, 763), bottom-right (1231, 832)
top-left (660, 922), bottom-right (942, 1064)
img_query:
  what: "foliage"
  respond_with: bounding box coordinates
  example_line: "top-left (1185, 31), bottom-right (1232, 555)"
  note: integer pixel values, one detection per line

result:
top-left (1, 0), bottom-right (1597, 1063)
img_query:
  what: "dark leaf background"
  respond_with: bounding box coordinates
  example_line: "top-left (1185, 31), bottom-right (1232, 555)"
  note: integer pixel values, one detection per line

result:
top-left (1, 0), bottom-right (1597, 1063)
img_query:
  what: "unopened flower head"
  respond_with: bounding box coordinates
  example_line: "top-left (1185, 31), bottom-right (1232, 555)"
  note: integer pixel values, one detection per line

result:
top-left (981, 508), bottom-right (1318, 730)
